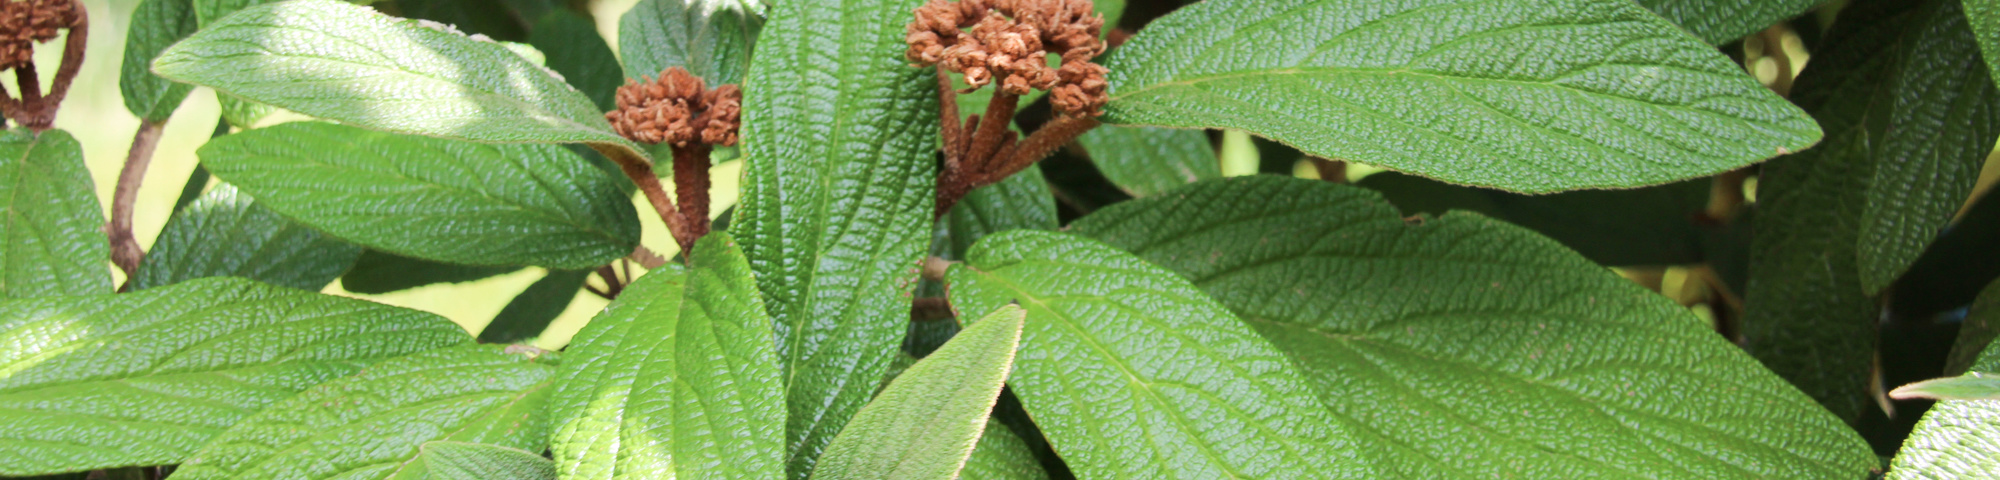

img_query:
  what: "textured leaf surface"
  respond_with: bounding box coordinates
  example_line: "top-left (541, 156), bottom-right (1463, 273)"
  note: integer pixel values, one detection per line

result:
top-left (1101, 0), bottom-right (1818, 193)
top-left (0, 129), bottom-right (108, 299)
top-left (1890, 375), bottom-right (2000, 401)
top-left (1359, 172), bottom-right (1712, 266)
top-left (958, 422), bottom-right (1048, 480)
top-left (133, 184), bottom-right (363, 292)
top-left (155, 0), bottom-right (634, 149)
top-left (619, 0), bottom-right (764, 85)
top-left (198, 121), bottom-right (640, 269)
top-left (478, 269), bottom-right (590, 344)
top-left (1636, 0), bottom-right (1825, 44)
top-left (1076, 125), bottom-right (1217, 197)
top-left (732, 0), bottom-right (939, 476)
top-left (1962, 0), bottom-right (2000, 83)
top-left (415, 442), bottom-right (557, 480)
top-left (531, 10), bottom-right (623, 111)
top-left (547, 265), bottom-right (687, 480)
top-left (339, 250), bottom-right (524, 295)
top-left (947, 166), bottom-right (1058, 258)
top-left (172, 344), bottom-right (554, 480)
top-left (0, 277), bottom-right (469, 475)
top-left (811, 304), bottom-right (1024, 480)
top-left (948, 230), bottom-right (1373, 479)
top-left (1070, 176), bottom-right (1877, 478)
top-left (646, 233), bottom-right (785, 479)
top-left (1888, 336), bottom-right (2000, 479)
top-left (121, 0), bottom-right (198, 121)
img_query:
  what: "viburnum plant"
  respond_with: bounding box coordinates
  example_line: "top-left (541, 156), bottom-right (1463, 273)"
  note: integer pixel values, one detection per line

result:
top-left (11, 0), bottom-right (2000, 478)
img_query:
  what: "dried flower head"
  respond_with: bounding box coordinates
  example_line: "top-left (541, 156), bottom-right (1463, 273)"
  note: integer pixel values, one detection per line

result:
top-left (906, 0), bottom-right (1107, 117)
top-left (0, 0), bottom-right (79, 71)
top-left (607, 67), bottom-right (744, 147)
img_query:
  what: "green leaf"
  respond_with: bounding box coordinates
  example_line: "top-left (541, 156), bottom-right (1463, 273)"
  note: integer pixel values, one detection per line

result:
top-left (1635, 0), bottom-right (1825, 44)
top-left (414, 442), bottom-right (557, 480)
top-left (0, 129), bottom-right (109, 299)
top-left (547, 265), bottom-right (688, 480)
top-left (947, 165), bottom-right (1057, 258)
top-left (1746, 0), bottom-right (1993, 420)
top-left (339, 250), bottom-right (525, 294)
top-left (1890, 374), bottom-right (2000, 401)
top-left (1093, 0), bottom-right (1125, 29)
top-left (121, 0), bottom-right (198, 121)
top-left (478, 269), bottom-right (590, 344)
top-left (1887, 335), bottom-right (2000, 478)
top-left (619, 0), bottom-right (764, 84)
top-left (0, 277), bottom-right (470, 475)
top-left (1070, 176), bottom-right (1878, 478)
top-left (530, 10), bottom-right (622, 111)
top-left (194, 0), bottom-right (275, 25)
top-left (1075, 125), bottom-right (1217, 197)
top-left (155, 0), bottom-right (635, 150)
top-left (216, 94), bottom-right (275, 130)
top-left (1961, 0), bottom-right (2000, 82)
top-left (732, 0), bottom-right (940, 476)
top-left (133, 183), bottom-right (362, 292)
top-left (170, 343), bottom-right (554, 480)
top-left (1358, 172), bottom-right (1712, 266)
top-left (1100, 0), bottom-right (1818, 193)
top-left (648, 232), bottom-right (786, 479)
top-left (811, 304), bottom-right (1025, 480)
top-left (947, 230), bottom-right (1374, 479)
top-left (1949, 279), bottom-right (2000, 375)
top-left (957, 422), bottom-right (1048, 480)
top-left (198, 121), bottom-right (640, 269)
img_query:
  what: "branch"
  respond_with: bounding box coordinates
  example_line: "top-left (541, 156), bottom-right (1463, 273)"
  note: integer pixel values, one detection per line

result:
top-left (911, 297), bottom-right (954, 322)
top-left (626, 245), bottom-right (668, 269)
top-left (590, 143), bottom-right (697, 254)
top-left (107, 119), bottom-right (166, 284)
top-left (670, 144), bottom-right (712, 246)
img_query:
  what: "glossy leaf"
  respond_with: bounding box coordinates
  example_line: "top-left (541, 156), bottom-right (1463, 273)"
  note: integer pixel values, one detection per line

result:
top-left (731, 0), bottom-right (940, 476)
top-left (948, 230), bottom-right (1374, 479)
top-left (619, 0), bottom-right (764, 85)
top-left (120, 0), bottom-right (198, 121)
top-left (1359, 172), bottom-right (1712, 266)
top-left (1887, 335), bottom-right (2000, 479)
top-left (811, 304), bottom-right (1025, 480)
top-left (170, 344), bottom-right (554, 480)
top-left (649, 233), bottom-right (786, 479)
top-left (1636, 0), bottom-right (1825, 44)
top-left (547, 265), bottom-right (688, 480)
top-left (1071, 176), bottom-right (1878, 478)
top-left (339, 250), bottom-right (525, 294)
top-left (155, 0), bottom-right (636, 150)
top-left (133, 183), bottom-right (363, 292)
top-left (0, 129), bottom-right (109, 299)
top-left (478, 269), bottom-right (590, 344)
top-left (415, 442), bottom-right (558, 480)
top-left (947, 165), bottom-right (1058, 257)
top-left (958, 422), bottom-right (1049, 480)
top-left (0, 277), bottom-right (469, 475)
top-left (1075, 125), bottom-right (1217, 197)
top-left (531, 10), bottom-right (623, 111)
top-left (1100, 0), bottom-right (1818, 193)
top-left (198, 121), bottom-right (640, 269)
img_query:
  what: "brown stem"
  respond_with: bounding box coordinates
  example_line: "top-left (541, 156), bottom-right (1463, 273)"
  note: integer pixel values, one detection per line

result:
top-left (45, 5), bottom-right (86, 111)
top-left (990, 115), bottom-right (1100, 184)
top-left (671, 144), bottom-right (712, 246)
top-left (912, 297), bottom-right (954, 322)
top-left (595, 264), bottom-right (625, 299)
top-left (591, 144), bottom-right (696, 255)
top-left (627, 245), bottom-right (668, 269)
top-left (936, 70), bottom-right (964, 166)
top-left (107, 119), bottom-right (166, 286)
top-left (967, 92), bottom-right (1019, 172)
top-left (11, 63), bottom-right (46, 130)
top-left (1311, 157), bottom-right (1347, 183)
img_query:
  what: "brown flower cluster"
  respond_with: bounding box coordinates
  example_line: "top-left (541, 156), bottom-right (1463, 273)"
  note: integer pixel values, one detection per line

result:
top-left (606, 67), bottom-right (742, 147)
top-left (906, 0), bottom-right (1108, 117)
top-left (0, 0), bottom-right (79, 71)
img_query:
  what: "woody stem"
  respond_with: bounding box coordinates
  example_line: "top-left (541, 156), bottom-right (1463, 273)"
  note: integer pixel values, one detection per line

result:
top-left (936, 90), bottom-right (1021, 217)
top-left (671, 144), bottom-right (712, 248)
top-left (108, 119), bottom-right (166, 286)
top-left (982, 115), bottom-right (1099, 188)
top-left (593, 144), bottom-right (696, 255)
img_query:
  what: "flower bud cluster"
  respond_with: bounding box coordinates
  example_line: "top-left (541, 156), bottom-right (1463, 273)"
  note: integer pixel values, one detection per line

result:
top-left (906, 0), bottom-right (1107, 117)
top-left (0, 0), bottom-right (79, 71)
top-left (606, 67), bottom-right (743, 147)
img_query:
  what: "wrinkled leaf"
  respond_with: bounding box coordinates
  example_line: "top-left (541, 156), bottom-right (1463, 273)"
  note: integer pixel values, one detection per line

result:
top-left (0, 129), bottom-right (108, 299)
top-left (531, 10), bottom-right (623, 111)
top-left (478, 269), bottom-right (590, 344)
top-left (547, 265), bottom-right (688, 480)
top-left (198, 122), bottom-right (640, 269)
top-left (619, 0), bottom-right (764, 84)
top-left (133, 183), bottom-right (363, 292)
top-left (1887, 333), bottom-right (2000, 478)
top-left (1101, 0), bottom-right (1818, 193)
top-left (0, 277), bottom-right (469, 475)
top-left (120, 0), bottom-right (198, 121)
top-left (1075, 125), bottom-right (1217, 197)
top-left (1636, 0), bottom-right (1825, 44)
top-left (339, 250), bottom-right (525, 295)
top-left (645, 232), bottom-right (786, 479)
top-left (415, 441), bottom-right (557, 480)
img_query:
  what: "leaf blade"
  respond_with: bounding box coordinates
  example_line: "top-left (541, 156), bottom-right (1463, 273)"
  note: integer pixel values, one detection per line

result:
top-left (1075, 125), bottom-right (1217, 197)
top-left (0, 129), bottom-right (108, 299)
top-left (121, 0), bottom-right (198, 121)
top-left (546, 265), bottom-right (688, 480)
top-left (133, 183), bottom-right (363, 292)
top-left (619, 0), bottom-right (764, 85)
top-left (655, 233), bottom-right (786, 479)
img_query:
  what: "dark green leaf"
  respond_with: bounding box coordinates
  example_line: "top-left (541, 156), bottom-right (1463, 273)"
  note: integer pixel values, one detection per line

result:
top-left (170, 344), bottom-right (554, 480)
top-left (0, 277), bottom-right (469, 475)
top-left (414, 442), bottom-right (557, 480)
top-left (947, 165), bottom-right (1057, 258)
top-left (530, 10), bottom-right (622, 111)
top-left (198, 121), bottom-right (640, 269)
top-left (1947, 279), bottom-right (2000, 375)
top-left (1101, 0), bottom-right (1818, 193)
top-left (731, 0), bottom-right (940, 476)
top-left (957, 422), bottom-right (1048, 480)
top-left (1359, 172), bottom-right (1712, 266)
top-left (547, 265), bottom-right (688, 480)
top-left (392, 0), bottom-right (533, 42)
top-left (618, 0), bottom-right (764, 84)
top-left (0, 129), bottom-right (109, 299)
top-left (133, 183), bottom-right (362, 292)
top-left (1075, 125), bottom-right (1217, 197)
top-left (120, 0), bottom-right (198, 121)
top-left (1071, 176), bottom-right (1877, 478)
top-left (1886, 330), bottom-right (2000, 478)
top-left (948, 230), bottom-right (1374, 479)
top-left (1636, 0), bottom-right (1825, 44)
top-left (339, 250), bottom-right (526, 294)
top-left (478, 269), bottom-right (590, 344)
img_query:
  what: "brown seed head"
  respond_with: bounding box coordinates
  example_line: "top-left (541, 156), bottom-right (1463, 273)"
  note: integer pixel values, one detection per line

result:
top-left (0, 0), bottom-right (79, 71)
top-left (606, 67), bottom-right (743, 147)
top-left (906, 0), bottom-right (1106, 117)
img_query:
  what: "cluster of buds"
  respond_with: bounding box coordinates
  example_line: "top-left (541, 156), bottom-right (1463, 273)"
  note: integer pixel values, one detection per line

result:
top-left (0, 0), bottom-right (78, 71)
top-left (906, 0), bottom-right (1108, 117)
top-left (606, 67), bottom-right (743, 147)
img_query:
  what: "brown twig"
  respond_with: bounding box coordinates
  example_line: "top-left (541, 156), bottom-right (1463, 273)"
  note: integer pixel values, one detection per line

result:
top-left (594, 264), bottom-right (625, 299)
top-left (671, 144), bottom-right (712, 243)
top-left (593, 144), bottom-right (696, 254)
top-left (107, 119), bottom-right (165, 285)
top-left (1311, 157), bottom-right (1347, 183)
top-left (626, 245), bottom-right (668, 269)
top-left (912, 297), bottom-right (954, 322)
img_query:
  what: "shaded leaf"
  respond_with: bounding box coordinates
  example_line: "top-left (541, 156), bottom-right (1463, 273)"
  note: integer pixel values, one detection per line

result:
top-left (619, 0), bottom-right (764, 84)
top-left (957, 422), bottom-right (1049, 480)
top-left (478, 269), bottom-right (590, 344)
top-left (1075, 125), bottom-right (1217, 197)
top-left (1358, 171), bottom-right (1712, 266)
top-left (530, 10), bottom-right (623, 111)
top-left (120, 0), bottom-right (198, 121)
top-left (0, 129), bottom-right (108, 299)
top-left (1947, 279), bottom-right (2000, 376)
top-left (1636, 0), bottom-right (1825, 44)
top-left (947, 165), bottom-right (1058, 258)
top-left (339, 250), bottom-right (526, 294)
top-left (1887, 332), bottom-right (2000, 478)
top-left (133, 183), bottom-right (362, 292)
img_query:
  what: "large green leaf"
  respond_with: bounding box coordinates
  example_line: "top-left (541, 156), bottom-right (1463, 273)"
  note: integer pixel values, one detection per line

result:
top-left (531, 10), bottom-right (623, 112)
top-left (1962, 0), bottom-right (2000, 83)
top-left (1746, 0), bottom-right (1992, 420)
top-left (947, 230), bottom-right (1374, 479)
top-left (641, 232), bottom-right (785, 479)
top-left (0, 277), bottom-right (469, 475)
top-left (170, 343), bottom-right (554, 480)
top-left (121, 0), bottom-right (198, 121)
top-left (547, 265), bottom-right (687, 480)
top-left (0, 129), bottom-right (109, 299)
top-left (339, 250), bottom-right (524, 294)
top-left (1100, 0), bottom-right (1818, 193)
top-left (810, 304), bottom-right (1025, 480)
top-left (478, 269), bottom-right (590, 344)
top-left (133, 183), bottom-right (362, 292)
top-left (1636, 0), bottom-right (1825, 44)
top-left (1359, 172), bottom-right (1712, 266)
top-left (958, 422), bottom-right (1048, 480)
top-left (198, 121), bottom-right (640, 269)
top-left (413, 442), bottom-right (557, 480)
top-left (947, 166), bottom-right (1058, 258)
top-left (1070, 176), bottom-right (1876, 478)
top-left (1887, 333), bottom-right (2000, 478)
top-left (1075, 125), bottom-right (1217, 198)
top-left (154, 0), bottom-right (636, 150)
top-left (731, 0), bottom-right (940, 476)
top-left (619, 0), bottom-right (764, 84)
